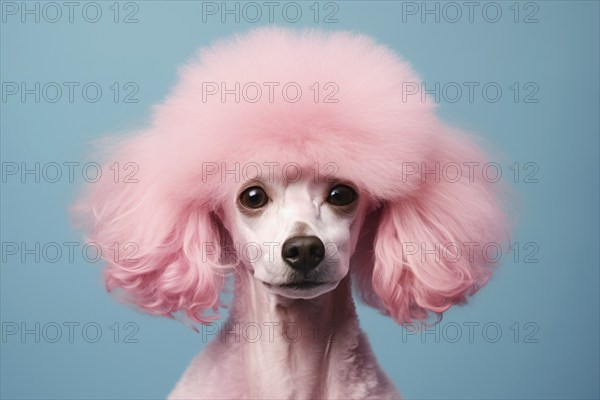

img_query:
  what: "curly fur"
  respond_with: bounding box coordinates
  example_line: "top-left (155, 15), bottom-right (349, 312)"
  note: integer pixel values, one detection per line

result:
top-left (73, 27), bottom-right (508, 399)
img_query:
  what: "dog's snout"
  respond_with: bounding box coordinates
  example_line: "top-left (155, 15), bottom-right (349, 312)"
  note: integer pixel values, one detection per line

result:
top-left (282, 236), bottom-right (325, 272)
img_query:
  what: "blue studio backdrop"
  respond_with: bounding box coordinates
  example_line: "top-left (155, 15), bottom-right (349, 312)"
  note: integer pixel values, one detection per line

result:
top-left (1, 1), bottom-right (599, 399)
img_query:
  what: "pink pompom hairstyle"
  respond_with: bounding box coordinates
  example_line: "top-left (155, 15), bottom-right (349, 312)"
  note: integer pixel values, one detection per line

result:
top-left (73, 27), bottom-right (510, 327)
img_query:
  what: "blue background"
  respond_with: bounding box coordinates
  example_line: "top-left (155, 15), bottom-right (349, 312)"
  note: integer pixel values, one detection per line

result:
top-left (1, 1), bottom-right (598, 399)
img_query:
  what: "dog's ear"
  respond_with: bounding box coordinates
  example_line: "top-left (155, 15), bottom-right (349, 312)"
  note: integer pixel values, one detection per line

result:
top-left (353, 131), bottom-right (509, 325)
top-left (72, 133), bottom-right (232, 325)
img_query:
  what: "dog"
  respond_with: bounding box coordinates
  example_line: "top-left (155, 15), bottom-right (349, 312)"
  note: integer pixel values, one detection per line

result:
top-left (74, 27), bottom-right (508, 399)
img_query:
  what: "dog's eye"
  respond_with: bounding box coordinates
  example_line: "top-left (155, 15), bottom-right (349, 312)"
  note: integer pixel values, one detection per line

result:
top-left (327, 185), bottom-right (356, 206)
top-left (240, 186), bottom-right (269, 209)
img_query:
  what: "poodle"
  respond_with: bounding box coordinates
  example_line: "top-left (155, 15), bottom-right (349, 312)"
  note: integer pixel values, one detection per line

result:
top-left (74, 27), bottom-right (508, 399)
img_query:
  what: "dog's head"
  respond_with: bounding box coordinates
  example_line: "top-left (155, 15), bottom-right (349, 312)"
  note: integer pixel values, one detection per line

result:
top-left (74, 28), bottom-right (508, 325)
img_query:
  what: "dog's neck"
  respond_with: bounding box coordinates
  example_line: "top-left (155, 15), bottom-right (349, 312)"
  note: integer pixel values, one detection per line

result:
top-left (225, 269), bottom-right (361, 399)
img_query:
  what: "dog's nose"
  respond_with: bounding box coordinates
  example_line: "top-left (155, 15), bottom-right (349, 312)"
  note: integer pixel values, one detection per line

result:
top-left (281, 236), bottom-right (325, 272)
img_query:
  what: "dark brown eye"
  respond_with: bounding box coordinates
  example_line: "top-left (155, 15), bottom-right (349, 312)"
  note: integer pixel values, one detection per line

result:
top-left (240, 186), bottom-right (269, 209)
top-left (327, 185), bottom-right (356, 206)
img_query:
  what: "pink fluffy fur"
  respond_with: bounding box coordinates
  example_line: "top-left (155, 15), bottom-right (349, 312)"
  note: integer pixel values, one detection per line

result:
top-left (73, 27), bottom-right (508, 397)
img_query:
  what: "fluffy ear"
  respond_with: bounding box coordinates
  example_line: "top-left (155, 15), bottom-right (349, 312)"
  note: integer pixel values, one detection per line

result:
top-left (353, 131), bottom-right (509, 325)
top-left (72, 132), bottom-right (233, 325)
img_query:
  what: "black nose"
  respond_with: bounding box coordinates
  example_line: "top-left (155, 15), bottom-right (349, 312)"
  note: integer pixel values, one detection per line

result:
top-left (281, 236), bottom-right (325, 272)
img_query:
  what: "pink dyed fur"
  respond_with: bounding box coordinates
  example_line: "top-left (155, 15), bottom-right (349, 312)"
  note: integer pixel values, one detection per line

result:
top-left (74, 27), bottom-right (508, 398)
